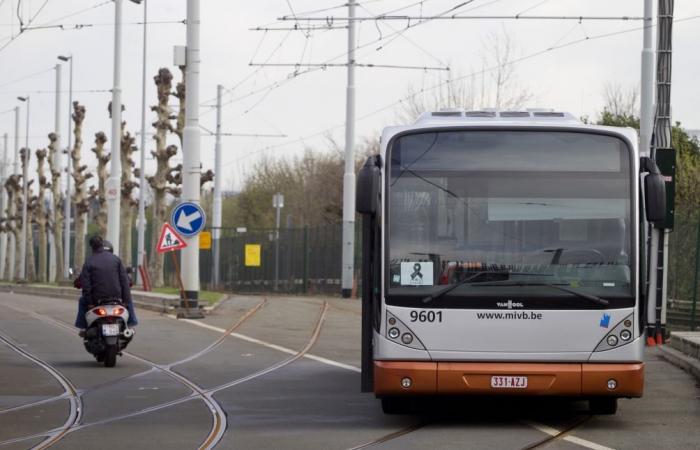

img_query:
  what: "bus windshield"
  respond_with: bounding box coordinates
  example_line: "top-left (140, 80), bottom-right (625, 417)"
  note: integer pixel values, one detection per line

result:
top-left (386, 130), bottom-right (634, 308)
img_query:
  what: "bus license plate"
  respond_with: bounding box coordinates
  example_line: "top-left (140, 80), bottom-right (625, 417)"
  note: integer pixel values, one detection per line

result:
top-left (491, 376), bottom-right (528, 389)
top-left (102, 324), bottom-right (120, 336)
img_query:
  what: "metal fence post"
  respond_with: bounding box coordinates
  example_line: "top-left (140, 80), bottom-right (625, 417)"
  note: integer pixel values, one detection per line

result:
top-left (690, 216), bottom-right (700, 331)
top-left (303, 226), bottom-right (309, 294)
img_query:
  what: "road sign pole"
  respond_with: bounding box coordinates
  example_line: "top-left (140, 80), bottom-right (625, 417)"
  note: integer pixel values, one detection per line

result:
top-left (181, 0), bottom-right (202, 309)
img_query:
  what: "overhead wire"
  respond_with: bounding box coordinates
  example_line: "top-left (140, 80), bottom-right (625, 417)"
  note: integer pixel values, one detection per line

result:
top-left (225, 13), bottom-right (700, 167)
top-left (0, 66), bottom-right (53, 89)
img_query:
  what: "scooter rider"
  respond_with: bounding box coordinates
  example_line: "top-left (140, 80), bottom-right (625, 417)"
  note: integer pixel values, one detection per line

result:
top-left (75, 235), bottom-right (138, 335)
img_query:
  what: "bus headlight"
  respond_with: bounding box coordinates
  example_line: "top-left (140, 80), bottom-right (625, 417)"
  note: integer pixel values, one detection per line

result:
top-left (401, 333), bottom-right (414, 345)
top-left (620, 329), bottom-right (632, 341)
top-left (388, 327), bottom-right (400, 339)
top-left (606, 335), bottom-right (618, 346)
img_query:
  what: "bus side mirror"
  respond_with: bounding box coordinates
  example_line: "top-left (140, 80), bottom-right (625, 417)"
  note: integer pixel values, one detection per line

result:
top-left (641, 157), bottom-right (666, 225)
top-left (356, 156), bottom-right (381, 215)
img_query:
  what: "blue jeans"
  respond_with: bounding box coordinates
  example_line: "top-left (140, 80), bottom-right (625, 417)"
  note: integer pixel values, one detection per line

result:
top-left (75, 296), bottom-right (138, 328)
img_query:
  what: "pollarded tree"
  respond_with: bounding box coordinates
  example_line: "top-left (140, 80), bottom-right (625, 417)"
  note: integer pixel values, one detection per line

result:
top-left (88, 132), bottom-right (109, 236)
top-left (35, 148), bottom-right (50, 282)
top-left (146, 68), bottom-right (181, 287)
top-left (3, 175), bottom-right (21, 280)
top-left (71, 102), bottom-right (93, 272)
top-left (47, 133), bottom-right (64, 281)
top-left (19, 148), bottom-right (36, 281)
top-left (120, 122), bottom-right (138, 266)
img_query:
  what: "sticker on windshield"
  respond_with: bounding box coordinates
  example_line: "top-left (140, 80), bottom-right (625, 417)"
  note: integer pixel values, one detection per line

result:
top-left (400, 262), bottom-right (433, 286)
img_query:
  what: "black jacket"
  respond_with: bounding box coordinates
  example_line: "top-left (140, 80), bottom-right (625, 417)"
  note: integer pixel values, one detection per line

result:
top-left (80, 249), bottom-right (133, 306)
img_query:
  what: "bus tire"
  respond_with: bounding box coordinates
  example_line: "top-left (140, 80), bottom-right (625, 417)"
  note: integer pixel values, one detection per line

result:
top-left (589, 398), bottom-right (617, 415)
top-left (381, 397), bottom-right (410, 415)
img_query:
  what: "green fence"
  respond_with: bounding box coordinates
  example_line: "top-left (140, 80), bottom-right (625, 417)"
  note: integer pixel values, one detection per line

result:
top-left (667, 212), bottom-right (700, 330)
top-left (161, 224), bottom-right (360, 296)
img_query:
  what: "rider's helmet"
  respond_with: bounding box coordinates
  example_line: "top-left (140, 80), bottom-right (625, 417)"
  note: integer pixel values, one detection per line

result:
top-left (102, 240), bottom-right (114, 253)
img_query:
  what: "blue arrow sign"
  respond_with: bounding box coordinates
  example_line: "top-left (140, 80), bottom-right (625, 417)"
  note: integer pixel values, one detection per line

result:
top-left (171, 202), bottom-right (206, 237)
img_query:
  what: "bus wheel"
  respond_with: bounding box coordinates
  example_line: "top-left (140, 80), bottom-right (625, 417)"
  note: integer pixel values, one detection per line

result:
top-left (381, 397), bottom-right (411, 415)
top-left (589, 398), bottom-right (618, 415)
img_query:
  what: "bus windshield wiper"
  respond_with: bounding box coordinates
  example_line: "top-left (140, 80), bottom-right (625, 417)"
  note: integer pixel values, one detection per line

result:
top-left (421, 271), bottom-right (552, 304)
top-left (472, 281), bottom-right (610, 306)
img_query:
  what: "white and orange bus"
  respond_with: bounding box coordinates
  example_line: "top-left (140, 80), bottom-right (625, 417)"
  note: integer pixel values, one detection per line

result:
top-left (356, 110), bottom-right (666, 414)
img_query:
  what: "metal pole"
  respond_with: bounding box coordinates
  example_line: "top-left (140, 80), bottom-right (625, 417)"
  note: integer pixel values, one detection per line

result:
top-left (63, 57), bottom-right (73, 280)
top-left (181, 0), bottom-right (202, 308)
top-left (690, 217), bottom-right (700, 331)
top-left (212, 84), bottom-right (223, 289)
top-left (136, 0), bottom-right (148, 285)
top-left (341, 0), bottom-right (357, 298)
top-left (107, 0), bottom-right (123, 252)
top-left (640, 0), bottom-right (654, 158)
top-left (19, 97), bottom-right (29, 280)
top-left (0, 133), bottom-right (7, 279)
top-left (274, 194), bottom-right (281, 292)
top-left (9, 107), bottom-right (19, 280)
top-left (50, 64), bottom-right (62, 282)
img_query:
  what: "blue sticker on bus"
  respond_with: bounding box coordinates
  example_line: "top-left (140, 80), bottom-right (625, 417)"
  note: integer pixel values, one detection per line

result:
top-left (599, 313), bottom-right (611, 328)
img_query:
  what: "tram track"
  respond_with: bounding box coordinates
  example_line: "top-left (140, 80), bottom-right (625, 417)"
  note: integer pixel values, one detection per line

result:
top-left (0, 331), bottom-right (83, 450)
top-left (0, 299), bottom-right (268, 449)
top-left (0, 299), bottom-right (329, 450)
top-left (346, 423), bottom-right (427, 449)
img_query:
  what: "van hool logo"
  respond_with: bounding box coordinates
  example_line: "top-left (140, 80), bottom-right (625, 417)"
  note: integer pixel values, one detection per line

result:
top-left (496, 300), bottom-right (524, 309)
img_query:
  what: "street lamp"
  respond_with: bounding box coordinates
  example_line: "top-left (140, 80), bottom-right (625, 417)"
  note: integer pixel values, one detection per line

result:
top-left (17, 96), bottom-right (29, 280)
top-left (136, 0), bottom-right (148, 285)
top-left (58, 54), bottom-right (73, 279)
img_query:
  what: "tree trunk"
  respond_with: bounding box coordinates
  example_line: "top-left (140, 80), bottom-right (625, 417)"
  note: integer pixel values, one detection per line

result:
top-left (35, 149), bottom-right (49, 282)
top-left (3, 176), bottom-right (19, 280)
top-left (120, 123), bottom-right (137, 266)
top-left (19, 148), bottom-right (36, 282)
top-left (47, 133), bottom-right (64, 281)
top-left (71, 102), bottom-right (92, 272)
top-left (89, 132), bottom-right (109, 236)
top-left (147, 68), bottom-right (180, 287)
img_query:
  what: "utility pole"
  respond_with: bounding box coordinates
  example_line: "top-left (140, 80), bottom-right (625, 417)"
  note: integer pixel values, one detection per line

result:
top-left (211, 84), bottom-right (223, 289)
top-left (49, 63), bottom-right (62, 282)
top-left (181, 0), bottom-right (202, 308)
top-left (640, 0), bottom-right (659, 344)
top-left (136, 0), bottom-right (148, 285)
top-left (9, 106), bottom-right (19, 280)
top-left (107, 0), bottom-right (123, 253)
top-left (18, 96), bottom-right (29, 280)
top-left (58, 55), bottom-right (73, 280)
top-left (0, 133), bottom-right (7, 279)
top-left (653, 0), bottom-right (675, 344)
top-left (273, 193), bottom-right (283, 291)
top-left (341, 0), bottom-right (357, 298)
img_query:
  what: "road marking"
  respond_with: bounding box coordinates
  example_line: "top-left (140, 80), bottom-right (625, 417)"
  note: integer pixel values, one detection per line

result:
top-left (178, 317), bottom-right (362, 373)
top-left (522, 420), bottom-right (616, 450)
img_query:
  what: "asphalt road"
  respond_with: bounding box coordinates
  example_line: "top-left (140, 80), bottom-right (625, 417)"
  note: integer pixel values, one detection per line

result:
top-left (0, 292), bottom-right (698, 450)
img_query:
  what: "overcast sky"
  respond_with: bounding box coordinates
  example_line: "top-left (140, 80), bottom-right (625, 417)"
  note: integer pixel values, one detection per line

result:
top-left (0, 0), bottom-right (698, 192)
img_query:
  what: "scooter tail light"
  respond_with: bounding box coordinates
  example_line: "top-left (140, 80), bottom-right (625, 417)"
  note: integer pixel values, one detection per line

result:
top-left (95, 308), bottom-right (108, 316)
top-left (113, 307), bottom-right (125, 315)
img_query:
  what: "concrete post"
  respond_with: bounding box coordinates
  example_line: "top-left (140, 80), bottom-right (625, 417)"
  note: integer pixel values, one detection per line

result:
top-left (107, 0), bottom-right (123, 252)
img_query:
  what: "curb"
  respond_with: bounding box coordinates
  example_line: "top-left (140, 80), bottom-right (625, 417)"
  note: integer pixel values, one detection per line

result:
top-left (657, 345), bottom-right (700, 382)
top-left (203, 294), bottom-right (230, 313)
top-left (0, 284), bottom-right (178, 314)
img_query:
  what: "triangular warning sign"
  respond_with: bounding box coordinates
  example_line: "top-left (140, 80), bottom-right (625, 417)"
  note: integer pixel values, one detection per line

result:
top-left (156, 223), bottom-right (187, 254)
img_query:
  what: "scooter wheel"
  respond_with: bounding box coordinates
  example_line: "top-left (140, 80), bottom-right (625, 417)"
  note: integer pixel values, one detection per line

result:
top-left (104, 345), bottom-right (118, 367)
top-left (96, 353), bottom-right (105, 363)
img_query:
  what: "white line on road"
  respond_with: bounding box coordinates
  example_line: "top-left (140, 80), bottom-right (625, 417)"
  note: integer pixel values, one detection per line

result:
top-left (522, 420), bottom-right (616, 450)
top-left (178, 318), bottom-right (362, 373)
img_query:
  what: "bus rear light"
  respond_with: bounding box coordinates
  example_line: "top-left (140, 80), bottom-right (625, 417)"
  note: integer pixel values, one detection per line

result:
top-left (401, 377), bottom-right (412, 389)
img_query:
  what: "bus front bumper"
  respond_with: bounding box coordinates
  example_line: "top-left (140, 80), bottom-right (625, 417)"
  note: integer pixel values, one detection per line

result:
top-left (374, 361), bottom-right (644, 397)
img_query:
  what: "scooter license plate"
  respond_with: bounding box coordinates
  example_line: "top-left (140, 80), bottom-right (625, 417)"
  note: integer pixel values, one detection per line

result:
top-left (102, 324), bottom-right (120, 336)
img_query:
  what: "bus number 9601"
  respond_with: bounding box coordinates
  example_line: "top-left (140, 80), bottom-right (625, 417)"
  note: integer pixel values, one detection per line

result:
top-left (409, 310), bottom-right (443, 323)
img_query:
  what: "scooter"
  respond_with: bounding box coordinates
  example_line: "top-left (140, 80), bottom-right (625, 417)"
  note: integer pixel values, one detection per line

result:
top-left (83, 299), bottom-right (134, 367)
